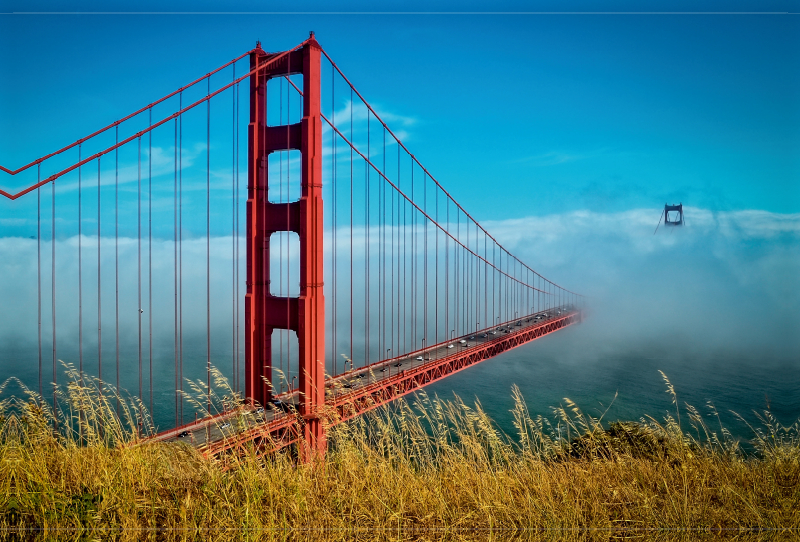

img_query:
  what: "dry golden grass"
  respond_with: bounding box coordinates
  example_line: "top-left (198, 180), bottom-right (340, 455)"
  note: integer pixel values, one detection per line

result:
top-left (0, 365), bottom-right (798, 540)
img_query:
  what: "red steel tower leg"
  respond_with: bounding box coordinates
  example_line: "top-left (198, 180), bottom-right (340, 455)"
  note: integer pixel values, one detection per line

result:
top-left (245, 44), bottom-right (271, 409)
top-left (245, 35), bottom-right (326, 459)
top-left (298, 37), bottom-right (326, 458)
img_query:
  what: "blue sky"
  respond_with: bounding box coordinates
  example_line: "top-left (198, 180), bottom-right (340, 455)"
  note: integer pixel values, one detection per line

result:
top-left (1, 1), bottom-right (798, 219)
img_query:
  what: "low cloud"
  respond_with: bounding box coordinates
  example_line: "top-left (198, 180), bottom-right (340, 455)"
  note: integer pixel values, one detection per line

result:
top-left (484, 207), bottom-right (800, 362)
top-left (1, 206), bottom-right (797, 387)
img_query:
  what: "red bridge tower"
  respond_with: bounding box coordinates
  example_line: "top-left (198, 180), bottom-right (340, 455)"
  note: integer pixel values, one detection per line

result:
top-left (245, 35), bottom-right (325, 455)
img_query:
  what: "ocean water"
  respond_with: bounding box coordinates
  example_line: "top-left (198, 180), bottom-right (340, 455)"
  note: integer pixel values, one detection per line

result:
top-left (424, 323), bottom-right (800, 444)
top-left (4, 314), bottom-right (797, 446)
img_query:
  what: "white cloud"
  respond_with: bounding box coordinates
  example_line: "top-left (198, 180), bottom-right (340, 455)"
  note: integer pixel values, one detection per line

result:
top-left (1, 206), bottom-right (797, 382)
top-left (51, 143), bottom-right (206, 195)
top-left (476, 207), bottom-right (800, 362)
top-left (330, 99), bottom-right (417, 144)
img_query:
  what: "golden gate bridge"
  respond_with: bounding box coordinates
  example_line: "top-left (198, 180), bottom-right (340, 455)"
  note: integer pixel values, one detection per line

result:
top-left (0, 33), bottom-right (583, 460)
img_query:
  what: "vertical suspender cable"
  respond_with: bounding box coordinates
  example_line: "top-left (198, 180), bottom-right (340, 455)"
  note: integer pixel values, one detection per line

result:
top-left (469, 221), bottom-right (473, 331)
top-left (380, 128), bottom-right (385, 360)
top-left (464, 215), bottom-right (467, 331)
top-left (381, 130), bottom-right (386, 360)
top-left (138, 136), bottom-right (143, 405)
top-left (512, 260), bottom-right (516, 317)
top-left (505, 252), bottom-right (508, 320)
top-left (391, 145), bottom-right (401, 356)
top-left (454, 211), bottom-right (458, 336)
top-left (464, 220), bottom-right (467, 331)
top-left (445, 199), bottom-right (448, 341)
top-left (377, 128), bottom-right (382, 362)
top-left (423, 172), bottom-right (427, 351)
top-left (365, 110), bottom-right (370, 366)
top-left (37, 167), bottom-right (42, 397)
top-left (52, 165), bottom-right (57, 415)
top-left (207, 75), bottom-right (212, 413)
top-left (435, 188), bottom-right (438, 348)
top-left (394, 145), bottom-right (405, 356)
top-left (474, 223), bottom-right (478, 329)
top-left (400, 146), bottom-right (404, 353)
top-left (476, 225), bottom-right (479, 330)
top-left (390, 146), bottom-right (395, 359)
top-left (115, 126), bottom-right (120, 413)
top-left (78, 144), bottom-right (83, 380)
top-left (472, 221), bottom-right (475, 330)
top-left (232, 64), bottom-right (237, 391)
top-left (410, 160), bottom-right (414, 351)
top-left (148, 108), bottom-right (153, 417)
top-left (465, 217), bottom-right (469, 332)
top-left (235, 79), bottom-right (241, 393)
top-left (173, 117), bottom-right (179, 428)
top-left (97, 158), bottom-right (102, 400)
top-left (179, 93), bottom-right (184, 424)
top-left (499, 250), bottom-right (502, 322)
top-left (400, 153), bottom-right (404, 353)
top-left (330, 64), bottom-right (337, 375)
top-left (331, 63), bottom-right (337, 375)
top-left (349, 88), bottom-right (353, 371)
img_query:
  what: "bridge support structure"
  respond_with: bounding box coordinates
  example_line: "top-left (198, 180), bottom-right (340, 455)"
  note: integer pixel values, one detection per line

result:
top-left (245, 35), bottom-right (326, 457)
top-left (197, 310), bottom-right (582, 460)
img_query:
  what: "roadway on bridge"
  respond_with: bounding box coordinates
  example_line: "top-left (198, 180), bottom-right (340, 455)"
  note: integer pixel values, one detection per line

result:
top-left (154, 305), bottom-right (576, 449)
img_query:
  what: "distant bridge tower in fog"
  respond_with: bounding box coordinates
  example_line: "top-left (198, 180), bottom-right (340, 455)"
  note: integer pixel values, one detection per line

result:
top-left (664, 203), bottom-right (684, 226)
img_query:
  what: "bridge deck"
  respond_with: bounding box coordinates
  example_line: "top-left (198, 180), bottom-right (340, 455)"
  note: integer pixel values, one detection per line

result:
top-left (151, 306), bottom-right (581, 457)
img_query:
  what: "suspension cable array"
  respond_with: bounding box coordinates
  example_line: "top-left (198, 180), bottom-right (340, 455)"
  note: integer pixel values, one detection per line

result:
top-left (0, 36), bottom-right (583, 443)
